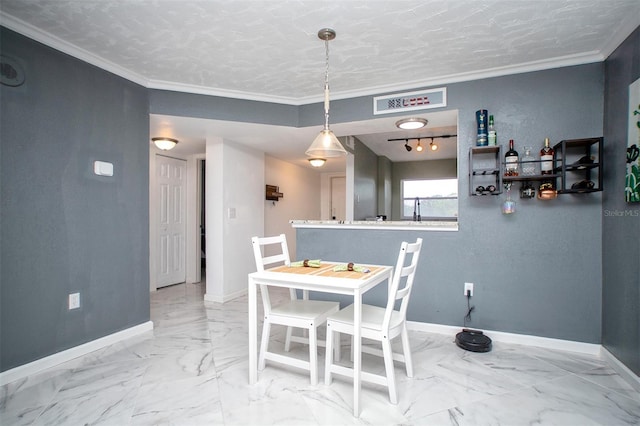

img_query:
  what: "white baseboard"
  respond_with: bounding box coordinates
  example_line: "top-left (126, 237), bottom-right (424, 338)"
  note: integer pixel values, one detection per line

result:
top-left (204, 288), bottom-right (247, 303)
top-left (406, 321), bottom-right (601, 356)
top-left (600, 346), bottom-right (640, 393)
top-left (0, 321), bottom-right (154, 386)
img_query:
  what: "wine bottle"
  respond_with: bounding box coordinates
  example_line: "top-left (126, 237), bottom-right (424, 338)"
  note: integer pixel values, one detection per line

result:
top-left (505, 139), bottom-right (519, 176)
top-left (488, 115), bottom-right (497, 146)
top-left (540, 137), bottom-right (554, 175)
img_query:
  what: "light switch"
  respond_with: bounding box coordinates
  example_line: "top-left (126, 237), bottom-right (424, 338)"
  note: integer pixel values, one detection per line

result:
top-left (228, 208), bottom-right (236, 219)
top-left (93, 160), bottom-right (113, 176)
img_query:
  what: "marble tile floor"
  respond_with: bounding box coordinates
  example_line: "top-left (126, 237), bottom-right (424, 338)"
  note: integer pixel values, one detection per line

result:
top-left (2, 281), bottom-right (639, 425)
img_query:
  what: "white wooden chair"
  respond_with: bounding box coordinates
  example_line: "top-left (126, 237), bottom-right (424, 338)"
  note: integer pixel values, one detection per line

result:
top-left (324, 238), bottom-right (423, 404)
top-left (251, 234), bottom-right (339, 385)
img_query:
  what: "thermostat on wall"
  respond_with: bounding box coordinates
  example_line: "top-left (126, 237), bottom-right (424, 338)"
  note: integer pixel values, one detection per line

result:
top-left (93, 160), bottom-right (114, 176)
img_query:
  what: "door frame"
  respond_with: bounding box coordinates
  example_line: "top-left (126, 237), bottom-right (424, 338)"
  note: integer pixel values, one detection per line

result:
top-left (149, 151), bottom-right (203, 291)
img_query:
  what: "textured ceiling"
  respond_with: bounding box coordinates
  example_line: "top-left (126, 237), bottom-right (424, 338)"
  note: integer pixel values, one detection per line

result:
top-left (2, 0), bottom-right (638, 103)
top-left (1, 1), bottom-right (638, 169)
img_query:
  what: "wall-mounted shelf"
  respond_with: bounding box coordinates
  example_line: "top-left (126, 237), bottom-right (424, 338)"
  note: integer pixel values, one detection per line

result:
top-left (469, 146), bottom-right (503, 195)
top-left (553, 137), bottom-right (603, 194)
top-left (469, 137), bottom-right (603, 201)
top-left (266, 185), bottom-right (283, 201)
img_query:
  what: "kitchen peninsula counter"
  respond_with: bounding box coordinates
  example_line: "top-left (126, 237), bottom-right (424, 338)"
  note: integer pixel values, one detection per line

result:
top-left (290, 220), bottom-right (458, 232)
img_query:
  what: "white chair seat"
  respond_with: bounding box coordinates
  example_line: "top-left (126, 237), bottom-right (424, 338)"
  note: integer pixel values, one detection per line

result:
top-left (271, 300), bottom-right (340, 320)
top-left (325, 303), bottom-right (404, 332)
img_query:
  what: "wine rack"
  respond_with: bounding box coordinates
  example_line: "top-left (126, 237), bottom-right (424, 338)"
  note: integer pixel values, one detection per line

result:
top-left (553, 137), bottom-right (603, 194)
top-left (469, 137), bottom-right (603, 198)
top-left (469, 146), bottom-right (503, 195)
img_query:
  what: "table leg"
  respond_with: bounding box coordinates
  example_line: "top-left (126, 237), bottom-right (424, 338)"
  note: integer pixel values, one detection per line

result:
top-left (248, 276), bottom-right (257, 384)
top-left (353, 289), bottom-right (362, 417)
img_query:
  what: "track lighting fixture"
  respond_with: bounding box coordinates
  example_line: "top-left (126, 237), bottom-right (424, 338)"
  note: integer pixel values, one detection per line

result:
top-left (388, 134), bottom-right (456, 153)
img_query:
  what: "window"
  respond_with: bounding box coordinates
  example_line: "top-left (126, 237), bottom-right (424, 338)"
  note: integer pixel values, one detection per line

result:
top-left (402, 178), bottom-right (458, 221)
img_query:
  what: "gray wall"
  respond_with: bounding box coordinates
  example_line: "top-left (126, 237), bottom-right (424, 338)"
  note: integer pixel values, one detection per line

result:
top-left (353, 137), bottom-right (378, 220)
top-left (299, 63), bottom-right (605, 344)
top-left (602, 26), bottom-right (640, 376)
top-left (0, 28), bottom-right (150, 372)
top-left (391, 159), bottom-right (457, 220)
top-left (377, 156), bottom-right (392, 219)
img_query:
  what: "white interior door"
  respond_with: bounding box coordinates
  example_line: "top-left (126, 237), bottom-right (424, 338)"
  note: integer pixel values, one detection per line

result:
top-left (157, 155), bottom-right (187, 288)
top-left (330, 176), bottom-right (346, 220)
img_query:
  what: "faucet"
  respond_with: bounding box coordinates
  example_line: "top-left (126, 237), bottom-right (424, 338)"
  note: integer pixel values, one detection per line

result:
top-left (413, 197), bottom-right (421, 222)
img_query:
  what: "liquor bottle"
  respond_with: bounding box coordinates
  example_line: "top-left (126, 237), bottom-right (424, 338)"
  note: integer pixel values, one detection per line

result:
top-left (476, 109), bottom-right (488, 146)
top-left (488, 115), bottom-right (497, 146)
top-left (505, 139), bottom-right (519, 176)
top-left (540, 137), bottom-right (554, 175)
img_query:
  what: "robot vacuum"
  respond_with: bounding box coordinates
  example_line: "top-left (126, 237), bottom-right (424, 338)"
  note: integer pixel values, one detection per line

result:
top-left (455, 328), bottom-right (492, 352)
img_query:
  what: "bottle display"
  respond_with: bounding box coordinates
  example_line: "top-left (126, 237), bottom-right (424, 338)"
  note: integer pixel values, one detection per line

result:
top-left (521, 146), bottom-right (536, 175)
top-left (504, 139), bottom-right (519, 176)
top-left (476, 109), bottom-right (488, 146)
top-left (540, 137), bottom-right (554, 175)
top-left (488, 115), bottom-right (497, 146)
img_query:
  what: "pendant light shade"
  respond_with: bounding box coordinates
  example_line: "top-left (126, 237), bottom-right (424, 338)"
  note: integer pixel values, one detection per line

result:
top-left (306, 130), bottom-right (345, 158)
top-left (306, 28), bottom-right (347, 159)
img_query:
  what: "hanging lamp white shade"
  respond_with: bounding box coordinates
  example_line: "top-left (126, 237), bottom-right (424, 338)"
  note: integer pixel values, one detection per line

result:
top-left (305, 129), bottom-right (347, 158)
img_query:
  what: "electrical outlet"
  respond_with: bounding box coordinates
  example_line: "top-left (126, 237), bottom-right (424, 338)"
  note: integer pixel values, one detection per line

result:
top-left (464, 282), bottom-right (474, 297)
top-left (68, 292), bottom-right (80, 310)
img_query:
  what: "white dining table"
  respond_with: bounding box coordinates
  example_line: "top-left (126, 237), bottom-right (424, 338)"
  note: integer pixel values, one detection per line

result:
top-left (248, 261), bottom-right (393, 417)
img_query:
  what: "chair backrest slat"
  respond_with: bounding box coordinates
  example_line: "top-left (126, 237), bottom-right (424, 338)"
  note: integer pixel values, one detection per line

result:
top-left (251, 234), bottom-right (294, 312)
top-left (382, 238), bottom-right (422, 330)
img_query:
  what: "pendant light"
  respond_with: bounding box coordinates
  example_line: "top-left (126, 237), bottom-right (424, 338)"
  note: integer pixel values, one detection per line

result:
top-left (305, 28), bottom-right (347, 158)
top-left (416, 139), bottom-right (424, 152)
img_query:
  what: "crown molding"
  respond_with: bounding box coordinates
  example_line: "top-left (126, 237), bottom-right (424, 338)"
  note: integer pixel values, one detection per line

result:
top-left (146, 79), bottom-right (303, 105)
top-left (0, 12), bottom-right (148, 87)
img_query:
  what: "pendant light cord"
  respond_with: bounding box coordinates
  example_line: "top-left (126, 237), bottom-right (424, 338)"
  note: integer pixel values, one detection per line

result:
top-left (323, 37), bottom-right (331, 130)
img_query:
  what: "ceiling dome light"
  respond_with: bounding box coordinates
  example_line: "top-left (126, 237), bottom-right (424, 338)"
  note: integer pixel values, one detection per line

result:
top-left (308, 158), bottom-right (326, 167)
top-left (395, 117), bottom-right (428, 130)
top-left (152, 137), bottom-right (178, 150)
